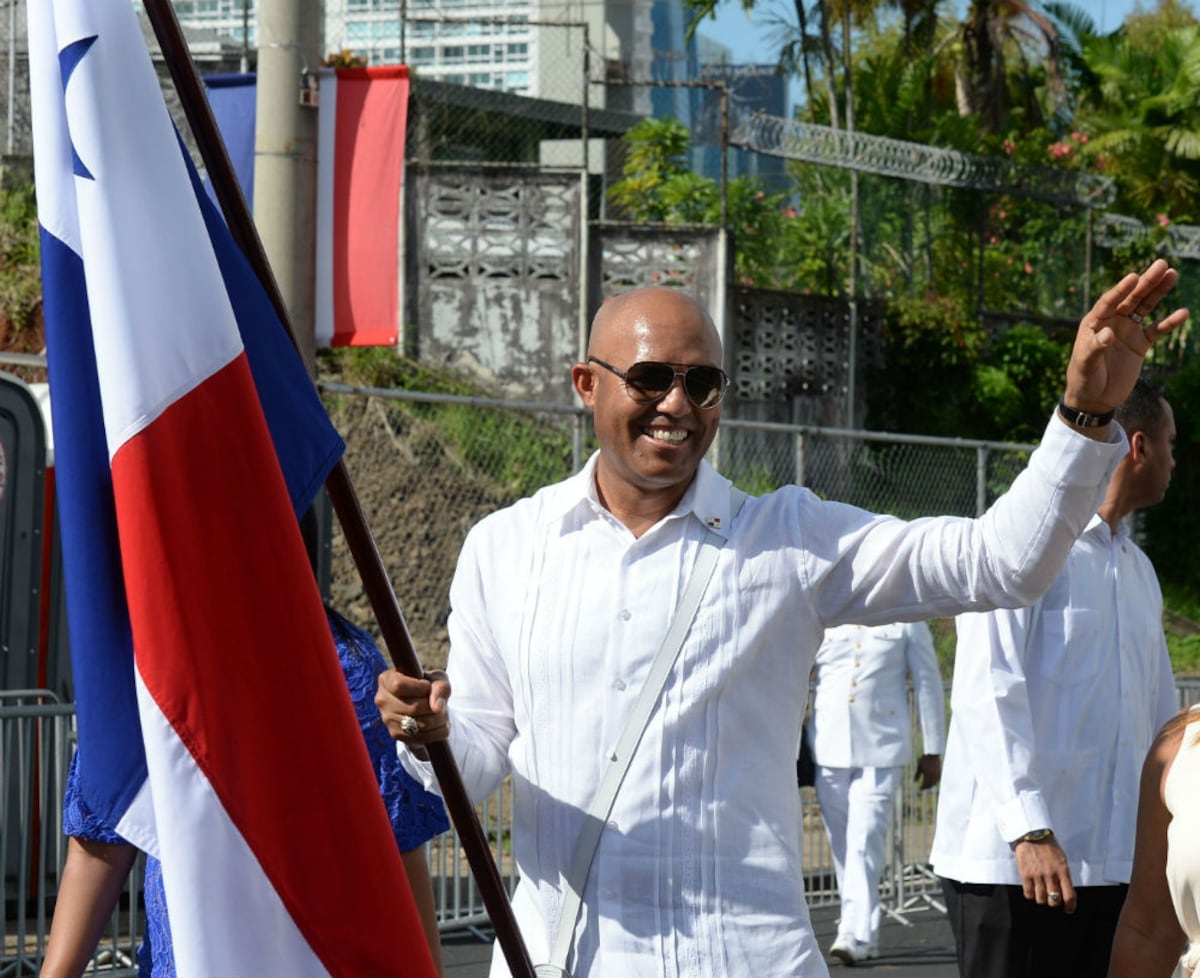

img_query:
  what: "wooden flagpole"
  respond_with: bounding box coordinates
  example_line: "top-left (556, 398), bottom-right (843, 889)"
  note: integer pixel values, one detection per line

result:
top-left (140, 5), bottom-right (535, 975)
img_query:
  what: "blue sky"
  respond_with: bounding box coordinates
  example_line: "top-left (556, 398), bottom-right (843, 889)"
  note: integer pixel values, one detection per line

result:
top-left (704, 0), bottom-right (1146, 58)
top-left (698, 0), bottom-right (1155, 112)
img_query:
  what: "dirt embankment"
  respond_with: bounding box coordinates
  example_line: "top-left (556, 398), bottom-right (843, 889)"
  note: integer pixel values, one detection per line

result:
top-left (324, 393), bottom-right (508, 670)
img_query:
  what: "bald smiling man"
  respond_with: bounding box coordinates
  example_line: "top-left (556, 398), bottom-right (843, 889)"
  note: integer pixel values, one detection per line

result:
top-left (377, 266), bottom-right (1187, 978)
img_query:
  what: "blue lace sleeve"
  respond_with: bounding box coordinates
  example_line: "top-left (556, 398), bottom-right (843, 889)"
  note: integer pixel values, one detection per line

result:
top-left (328, 610), bottom-right (450, 851)
top-left (62, 751), bottom-right (125, 844)
top-left (139, 856), bottom-right (176, 978)
top-left (64, 753), bottom-right (170, 978)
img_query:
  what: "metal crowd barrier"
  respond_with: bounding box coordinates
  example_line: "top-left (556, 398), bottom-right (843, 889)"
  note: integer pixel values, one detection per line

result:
top-left (426, 778), bottom-right (520, 938)
top-left (7, 678), bottom-right (1200, 971)
top-left (1, 691), bottom-right (144, 978)
top-left (2, 690), bottom-right (71, 978)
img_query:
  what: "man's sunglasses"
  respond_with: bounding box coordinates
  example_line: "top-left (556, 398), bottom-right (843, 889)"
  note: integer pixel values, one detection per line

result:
top-left (587, 356), bottom-right (729, 409)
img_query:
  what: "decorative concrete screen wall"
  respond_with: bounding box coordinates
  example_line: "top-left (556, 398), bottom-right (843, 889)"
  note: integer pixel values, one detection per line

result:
top-left (729, 287), bottom-right (887, 428)
top-left (405, 166), bottom-right (887, 439)
top-left (405, 164), bottom-right (585, 405)
top-left (588, 223), bottom-right (723, 310)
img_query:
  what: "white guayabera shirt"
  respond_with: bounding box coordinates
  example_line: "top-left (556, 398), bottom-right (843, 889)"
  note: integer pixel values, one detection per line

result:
top-left (931, 513), bottom-right (1177, 888)
top-left (403, 415), bottom-right (1125, 978)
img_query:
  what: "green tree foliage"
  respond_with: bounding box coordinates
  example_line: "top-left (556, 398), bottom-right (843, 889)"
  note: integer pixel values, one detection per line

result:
top-left (975, 323), bottom-right (1070, 439)
top-left (865, 293), bottom-right (986, 437)
top-left (607, 117), bottom-right (794, 287)
top-left (606, 117), bottom-right (695, 222)
top-left (858, 294), bottom-right (1077, 445)
top-left (1071, 16), bottom-right (1200, 220)
top-left (958, 0), bottom-right (1071, 134)
top-left (774, 166), bottom-right (852, 295)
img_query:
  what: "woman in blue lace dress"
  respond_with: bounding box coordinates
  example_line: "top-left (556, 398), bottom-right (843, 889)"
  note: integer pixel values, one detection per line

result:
top-left (40, 608), bottom-right (450, 977)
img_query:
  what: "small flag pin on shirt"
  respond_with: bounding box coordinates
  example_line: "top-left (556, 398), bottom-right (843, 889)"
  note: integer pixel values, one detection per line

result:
top-left (705, 515), bottom-right (722, 529)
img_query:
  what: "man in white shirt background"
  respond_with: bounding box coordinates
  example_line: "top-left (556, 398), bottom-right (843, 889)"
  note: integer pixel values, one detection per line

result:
top-left (377, 266), bottom-right (1186, 978)
top-left (809, 621), bottom-right (946, 965)
top-left (930, 378), bottom-right (1179, 978)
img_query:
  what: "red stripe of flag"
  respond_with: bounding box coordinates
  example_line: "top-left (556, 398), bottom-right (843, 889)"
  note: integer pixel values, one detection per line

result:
top-left (114, 354), bottom-right (435, 975)
top-left (331, 66), bottom-right (407, 347)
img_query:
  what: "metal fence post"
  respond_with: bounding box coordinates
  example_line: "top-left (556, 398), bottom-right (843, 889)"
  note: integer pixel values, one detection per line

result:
top-left (976, 445), bottom-right (989, 516)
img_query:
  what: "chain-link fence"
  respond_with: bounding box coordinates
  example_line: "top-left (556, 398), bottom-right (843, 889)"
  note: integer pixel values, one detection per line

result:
top-left (0, 359), bottom-right (1037, 672)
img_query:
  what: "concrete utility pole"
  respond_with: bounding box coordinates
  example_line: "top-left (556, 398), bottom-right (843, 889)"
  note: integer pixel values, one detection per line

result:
top-left (254, 0), bottom-right (322, 370)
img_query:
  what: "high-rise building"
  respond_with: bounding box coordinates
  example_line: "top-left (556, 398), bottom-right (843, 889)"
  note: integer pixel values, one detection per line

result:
top-left (690, 61), bottom-right (789, 192)
top-left (164, 0), bottom-right (787, 185)
top-left (161, 1), bottom-right (257, 50)
top-left (163, 1), bottom-right (757, 116)
top-left (327, 0), bottom-right (538, 94)
top-left (166, 0), bottom-right (652, 108)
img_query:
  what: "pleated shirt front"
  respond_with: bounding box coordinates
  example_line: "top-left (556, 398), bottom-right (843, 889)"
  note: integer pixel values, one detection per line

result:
top-left (408, 416), bottom-right (1123, 978)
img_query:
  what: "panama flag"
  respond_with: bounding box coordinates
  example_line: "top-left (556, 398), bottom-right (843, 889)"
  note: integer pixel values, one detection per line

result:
top-left (29, 1), bottom-right (435, 975)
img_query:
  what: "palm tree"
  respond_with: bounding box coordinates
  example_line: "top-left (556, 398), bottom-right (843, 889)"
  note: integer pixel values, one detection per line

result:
top-left (1075, 21), bottom-right (1200, 220)
top-left (956, 0), bottom-right (1067, 134)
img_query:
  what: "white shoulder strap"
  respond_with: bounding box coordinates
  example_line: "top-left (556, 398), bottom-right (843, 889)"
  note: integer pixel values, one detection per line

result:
top-left (539, 488), bottom-right (749, 977)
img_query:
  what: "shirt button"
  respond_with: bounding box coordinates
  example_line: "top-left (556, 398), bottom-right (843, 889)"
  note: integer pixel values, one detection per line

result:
top-left (620, 609), bottom-right (631, 621)
top-left (848, 696), bottom-right (855, 703)
top-left (851, 679), bottom-right (858, 687)
top-left (853, 660), bottom-right (861, 667)
top-left (607, 819), bottom-right (618, 831)
top-left (613, 679), bottom-right (627, 691)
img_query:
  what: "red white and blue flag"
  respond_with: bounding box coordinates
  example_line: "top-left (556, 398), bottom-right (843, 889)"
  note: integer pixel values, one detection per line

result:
top-left (315, 66), bottom-right (409, 349)
top-left (29, 1), bottom-right (435, 974)
top-left (201, 67), bottom-right (409, 349)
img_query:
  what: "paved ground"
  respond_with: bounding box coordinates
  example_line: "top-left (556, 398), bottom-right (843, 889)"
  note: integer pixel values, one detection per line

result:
top-left (441, 902), bottom-right (960, 977)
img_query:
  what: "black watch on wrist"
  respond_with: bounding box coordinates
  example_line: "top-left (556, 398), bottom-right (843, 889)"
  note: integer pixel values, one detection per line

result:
top-left (1058, 397), bottom-right (1114, 428)
top-left (1015, 828), bottom-right (1055, 844)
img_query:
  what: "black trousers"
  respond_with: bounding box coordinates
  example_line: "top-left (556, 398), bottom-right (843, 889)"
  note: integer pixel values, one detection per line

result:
top-left (940, 876), bottom-right (1128, 978)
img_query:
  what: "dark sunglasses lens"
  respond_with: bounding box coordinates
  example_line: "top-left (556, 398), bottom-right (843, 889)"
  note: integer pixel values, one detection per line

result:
top-left (624, 362), bottom-right (677, 401)
top-left (686, 367), bottom-right (726, 408)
